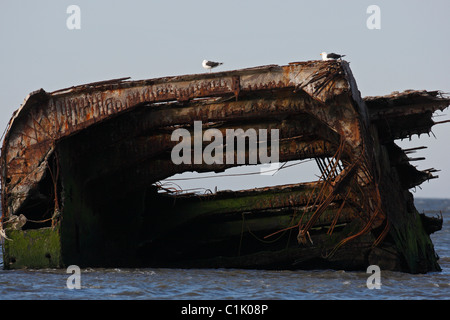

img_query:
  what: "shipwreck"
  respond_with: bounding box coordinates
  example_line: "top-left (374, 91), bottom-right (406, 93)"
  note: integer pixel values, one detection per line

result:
top-left (1, 60), bottom-right (448, 273)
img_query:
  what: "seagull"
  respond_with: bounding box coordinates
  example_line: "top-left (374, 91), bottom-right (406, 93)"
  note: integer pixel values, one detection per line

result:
top-left (320, 52), bottom-right (346, 61)
top-left (202, 60), bottom-right (223, 72)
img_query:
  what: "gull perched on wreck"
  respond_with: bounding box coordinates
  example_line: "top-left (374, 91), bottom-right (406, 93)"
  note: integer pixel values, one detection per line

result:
top-left (202, 60), bottom-right (223, 72)
top-left (320, 52), bottom-right (346, 61)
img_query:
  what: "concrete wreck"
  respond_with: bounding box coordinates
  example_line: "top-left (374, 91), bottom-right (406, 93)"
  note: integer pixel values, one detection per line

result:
top-left (1, 60), bottom-right (448, 273)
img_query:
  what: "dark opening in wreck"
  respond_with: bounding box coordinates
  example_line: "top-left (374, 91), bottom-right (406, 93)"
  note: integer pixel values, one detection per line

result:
top-left (1, 60), bottom-right (448, 273)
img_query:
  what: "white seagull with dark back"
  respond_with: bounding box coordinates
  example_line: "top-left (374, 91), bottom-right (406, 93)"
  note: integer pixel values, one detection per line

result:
top-left (320, 52), bottom-right (346, 61)
top-left (202, 60), bottom-right (223, 72)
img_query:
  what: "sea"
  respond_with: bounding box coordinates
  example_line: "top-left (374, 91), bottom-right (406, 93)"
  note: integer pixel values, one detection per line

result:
top-left (0, 198), bottom-right (449, 301)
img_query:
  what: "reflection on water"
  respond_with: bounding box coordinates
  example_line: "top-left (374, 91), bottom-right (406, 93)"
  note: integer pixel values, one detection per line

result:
top-left (0, 200), bottom-right (449, 300)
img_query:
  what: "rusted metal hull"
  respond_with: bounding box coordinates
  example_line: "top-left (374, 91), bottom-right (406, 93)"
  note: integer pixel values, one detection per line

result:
top-left (1, 60), bottom-right (448, 272)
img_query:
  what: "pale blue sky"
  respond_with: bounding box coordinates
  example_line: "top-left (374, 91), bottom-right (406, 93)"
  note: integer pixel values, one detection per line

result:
top-left (1, 0), bottom-right (449, 197)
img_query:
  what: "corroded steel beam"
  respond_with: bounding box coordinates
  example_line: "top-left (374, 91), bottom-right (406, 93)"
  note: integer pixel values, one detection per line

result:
top-left (365, 90), bottom-right (449, 118)
top-left (147, 181), bottom-right (358, 242)
top-left (366, 90), bottom-right (450, 141)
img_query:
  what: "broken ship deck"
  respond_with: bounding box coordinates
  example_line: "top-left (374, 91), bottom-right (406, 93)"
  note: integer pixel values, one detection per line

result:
top-left (1, 60), bottom-right (448, 273)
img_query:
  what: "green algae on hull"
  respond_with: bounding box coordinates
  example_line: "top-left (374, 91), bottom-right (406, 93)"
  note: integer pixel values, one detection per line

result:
top-left (3, 226), bottom-right (62, 269)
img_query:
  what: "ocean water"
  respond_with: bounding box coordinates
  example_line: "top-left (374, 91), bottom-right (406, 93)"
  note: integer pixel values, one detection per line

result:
top-left (0, 198), bottom-right (449, 300)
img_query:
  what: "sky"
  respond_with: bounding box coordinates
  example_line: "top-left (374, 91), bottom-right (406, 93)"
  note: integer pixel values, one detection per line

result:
top-left (1, 0), bottom-right (449, 198)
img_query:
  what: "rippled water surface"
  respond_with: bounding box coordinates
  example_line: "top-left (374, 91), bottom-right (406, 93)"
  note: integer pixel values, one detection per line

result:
top-left (1, 199), bottom-right (449, 300)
